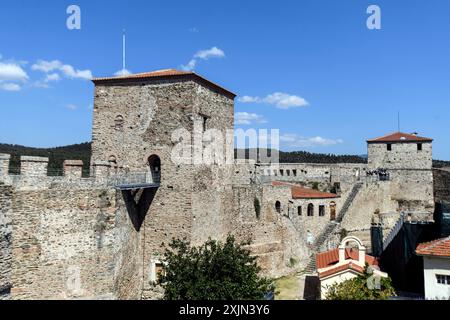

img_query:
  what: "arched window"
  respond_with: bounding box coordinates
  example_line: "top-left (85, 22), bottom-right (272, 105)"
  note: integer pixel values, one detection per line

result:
top-left (114, 115), bottom-right (124, 131)
top-left (307, 203), bottom-right (314, 217)
top-left (319, 205), bottom-right (325, 217)
top-left (148, 155), bottom-right (161, 184)
top-left (275, 201), bottom-right (281, 214)
top-left (108, 155), bottom-right (118, 173)
top-left (108, 155), bottom-right (117, 165)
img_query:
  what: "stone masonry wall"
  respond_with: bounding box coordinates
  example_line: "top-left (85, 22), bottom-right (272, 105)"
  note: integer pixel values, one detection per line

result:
top-left (368, 142), bottom-right (432, 170)
top-left (433, 168), bottom-right (450, 202)
top-left (0, 183), bottom-right (12, 300)
top-left (9, 184), bottom-right (140, 300)
top-left (230, 185), bottom-right (308, 278)
top-left (0, 153), bottom-right (143, 300)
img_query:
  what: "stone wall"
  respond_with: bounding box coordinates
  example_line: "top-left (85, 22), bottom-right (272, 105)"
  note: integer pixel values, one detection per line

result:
top-left (8, 183), bottom-right (142, 300)
top-left (433, 168), bottom-right (450, 202)
top-left (0, 152), bottom-right (144, 300)
top-left (0, 183), bottom-right (12, 300)
top-left (339, 181), bottom-right (398, 248)
top-left (258, 163), bottom-right (367, 185)
top-left (389, 169), bottom-right (434, 212)
top-left (368, 141), bottom-right (432, 170)
top-left (230, 184), bottom-right (308, 278)
top-left (291, 198), bottom-right (339, 241)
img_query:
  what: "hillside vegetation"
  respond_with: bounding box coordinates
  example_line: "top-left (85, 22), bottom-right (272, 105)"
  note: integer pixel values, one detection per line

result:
top-left (1, 143), bottom-right (448, 176)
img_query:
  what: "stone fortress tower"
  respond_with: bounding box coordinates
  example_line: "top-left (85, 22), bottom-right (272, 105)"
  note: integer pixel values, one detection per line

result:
top-left (367, 132), bottom-right (434, 214)
top-left (91, 69), bottom-right (238, 298)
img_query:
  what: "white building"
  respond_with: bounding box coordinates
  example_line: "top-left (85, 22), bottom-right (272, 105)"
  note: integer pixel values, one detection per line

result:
top-left (316, 236), bottom-right (387, 299)
top-left (416, 236), bottom-right (450, 300)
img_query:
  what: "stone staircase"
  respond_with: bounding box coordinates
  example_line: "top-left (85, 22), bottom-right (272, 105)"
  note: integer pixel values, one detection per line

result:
top-left (305, 182), bottom-right (364, 274)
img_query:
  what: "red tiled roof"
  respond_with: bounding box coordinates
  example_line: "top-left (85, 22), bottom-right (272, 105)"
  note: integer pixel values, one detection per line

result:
top-left (92, 69), bottom-right (236, 98)
top-left (367, 132), bottom-right (432, 143)
top-left (416, 236), bottom-right (450, 257)
top-left (316, 248), bottom-right (378, 269)
top-left (318, 262), bottom-right (365, 279)
top-left (316, 248), bottom-right (379, 279)
top-left (272, 181), bottom-right (339, 199)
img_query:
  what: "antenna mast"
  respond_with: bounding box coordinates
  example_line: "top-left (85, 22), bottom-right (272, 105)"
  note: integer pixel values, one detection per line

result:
top-left (122, 29), bottom-right (126, 72)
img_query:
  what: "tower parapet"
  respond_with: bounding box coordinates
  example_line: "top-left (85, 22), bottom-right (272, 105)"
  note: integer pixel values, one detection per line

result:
top-left (20, 156), bottom-right (49, 177)
top-left (0, 154), bottom-right (10, 177)
top-left (63, 160), bottom-right (84, 179)
top-left (93, 161), bottom-right (112, 181)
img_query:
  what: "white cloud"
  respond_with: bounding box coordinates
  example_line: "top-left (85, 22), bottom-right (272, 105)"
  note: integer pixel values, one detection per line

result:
top-left (32, 60), bottom-right (92, 80)
top-left (189, 27), bottom-right (199, 33)
top-left (238, 96), bottom-right (260, 103)
top-left (280, 134), bottom-right (343, 148)
top-left (181, 59), bottom-right (197, 71)
top-left (45, 73), bottom-right (61, 82)
top-left (0, 83), bottom-right (21, 91)
top-left (194, 47), bottom-right (225, 60)
top-left (114, 68), bottom-right (132, 76)
top-left (31, 60), bottom-right (62, 73)
top-left (181, 46), bottom-right (225, 71)
top-left (238, 92), bottom-right (309, 109)
top-left (235, 112), bottom-right (267, 125)
top-left (66, 104), bottom-right (78, 110)
top-left (0, 62), bottom-right (29, 82)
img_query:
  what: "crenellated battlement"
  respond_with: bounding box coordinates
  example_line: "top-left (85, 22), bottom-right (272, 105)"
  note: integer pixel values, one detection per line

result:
top-left (0, 153), bottom-right (126, 190)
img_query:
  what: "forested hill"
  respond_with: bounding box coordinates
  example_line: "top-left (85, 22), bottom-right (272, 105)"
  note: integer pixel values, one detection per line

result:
top-left (235, 148), bottom-right (367, 164)
top-left (1, 143), bottom-right (449, 175)
top-left (0, 142), bottom-right (91, 175)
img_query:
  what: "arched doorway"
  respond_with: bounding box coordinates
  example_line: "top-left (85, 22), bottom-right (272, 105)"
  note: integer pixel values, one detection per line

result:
top-left (148, 155), bottom-right (161, 184)
top-left (330, 202), bottom-right (336, 221)
top-left (275, 201), bottom-right (281, 214)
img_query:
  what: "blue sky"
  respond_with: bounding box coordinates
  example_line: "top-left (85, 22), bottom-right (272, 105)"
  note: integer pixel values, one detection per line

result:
top-left (1, 0), bottom-right (449, 159)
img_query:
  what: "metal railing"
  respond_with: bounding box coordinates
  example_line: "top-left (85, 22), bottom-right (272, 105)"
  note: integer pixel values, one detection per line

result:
top-left (383, 213), bottom-right (405, 251)
top-left (107, 171), bottom-right (160, 187)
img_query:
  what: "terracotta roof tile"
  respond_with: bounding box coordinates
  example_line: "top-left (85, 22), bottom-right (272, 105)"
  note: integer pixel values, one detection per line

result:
top-left (416, 236), bottom-right (450, 257)
top-left (367, 131), bottom-right (432, 143)
top-left (272, 181), bottom-right (339, 199)
top-left (92, 69), bottom-right (236, 98)
top-left (316, 248), bottom-right (378, 269)
top-left (318, 262), bottom-right (365, 279)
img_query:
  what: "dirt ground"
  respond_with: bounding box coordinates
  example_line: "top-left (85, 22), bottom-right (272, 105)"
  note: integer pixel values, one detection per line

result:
top-left (275, 272), bottom-right (319, 300)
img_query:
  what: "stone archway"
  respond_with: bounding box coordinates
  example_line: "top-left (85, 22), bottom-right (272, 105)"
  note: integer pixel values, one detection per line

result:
top-left (338, 236), bottom-right (366, 265)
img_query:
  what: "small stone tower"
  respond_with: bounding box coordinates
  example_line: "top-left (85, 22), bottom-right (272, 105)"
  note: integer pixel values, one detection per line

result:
top-left (367, 131), bottom-right (434, 214)
top-left (367, 131), bottom-right (432, 170)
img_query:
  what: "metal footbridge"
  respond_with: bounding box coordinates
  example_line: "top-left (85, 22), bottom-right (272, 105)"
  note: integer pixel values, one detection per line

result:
top-left (107, 172), bottom-right (160, 190)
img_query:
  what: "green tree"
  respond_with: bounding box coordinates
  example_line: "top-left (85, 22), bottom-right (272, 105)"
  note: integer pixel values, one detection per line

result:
top-left (158, 235), bottom-right (274, 300)
top-left (326, 266), bottom-right (396, 300)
